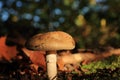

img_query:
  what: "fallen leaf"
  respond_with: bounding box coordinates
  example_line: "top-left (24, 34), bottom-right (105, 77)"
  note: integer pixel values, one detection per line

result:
top-left (0, 36), bottom-right (18, 61)
top-left (30, 64), bottom-right (39, 73)
top-left (22, 48), bottom-right (46, 71)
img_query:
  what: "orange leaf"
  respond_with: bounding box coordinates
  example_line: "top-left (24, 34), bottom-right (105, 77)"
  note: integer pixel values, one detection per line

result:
top-left (22, 48), bottom-right (46, 71)
top-left (0, 36), bottom-right (18, 61)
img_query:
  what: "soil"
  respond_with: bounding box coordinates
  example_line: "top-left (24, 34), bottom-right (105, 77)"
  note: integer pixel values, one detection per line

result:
top-left (0, 61), bottom-right (120, 80)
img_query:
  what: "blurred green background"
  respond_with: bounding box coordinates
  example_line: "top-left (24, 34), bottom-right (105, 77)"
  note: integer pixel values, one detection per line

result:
top-left (0, 0), bottom-right (120, 49)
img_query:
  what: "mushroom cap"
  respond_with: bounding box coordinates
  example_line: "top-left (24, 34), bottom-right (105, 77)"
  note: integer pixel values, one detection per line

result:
top-left (25, 31), bottom-right (75, 51)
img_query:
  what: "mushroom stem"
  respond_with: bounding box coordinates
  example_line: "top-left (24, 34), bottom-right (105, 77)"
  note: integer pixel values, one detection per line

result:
top-left (46, 51), bottom-right (57, 80)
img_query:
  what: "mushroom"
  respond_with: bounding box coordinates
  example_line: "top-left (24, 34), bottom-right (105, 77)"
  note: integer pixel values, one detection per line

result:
top-left (25, 31), bottom-right (75, 80)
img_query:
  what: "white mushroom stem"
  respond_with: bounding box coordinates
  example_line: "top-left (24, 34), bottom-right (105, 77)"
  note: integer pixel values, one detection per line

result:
top-left (46, 51), bottom-right (57, 80)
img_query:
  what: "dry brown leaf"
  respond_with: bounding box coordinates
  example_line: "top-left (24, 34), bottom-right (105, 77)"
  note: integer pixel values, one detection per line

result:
top-left (22, 48), bottom-right (46, 71)
top-left (0, 36), bottom-right (18, 61)
top-left (30, 64), bottom-right (39, 73)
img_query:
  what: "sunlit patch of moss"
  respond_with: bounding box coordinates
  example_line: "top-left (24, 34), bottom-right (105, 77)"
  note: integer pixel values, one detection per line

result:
top-left (81, 55), bottom-right (120, 74)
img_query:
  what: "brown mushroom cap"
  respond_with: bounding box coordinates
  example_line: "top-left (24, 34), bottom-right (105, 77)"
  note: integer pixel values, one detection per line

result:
top-left (25, 31), bottom-right (75, 51)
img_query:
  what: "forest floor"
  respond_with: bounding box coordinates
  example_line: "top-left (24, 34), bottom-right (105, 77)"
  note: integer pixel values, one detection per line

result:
top-left (0, 61), bottom-right (120, 80)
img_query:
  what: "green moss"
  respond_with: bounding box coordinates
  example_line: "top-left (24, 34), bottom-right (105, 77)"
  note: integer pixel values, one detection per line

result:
top-left (81, 55), bottom-right (120, 74)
